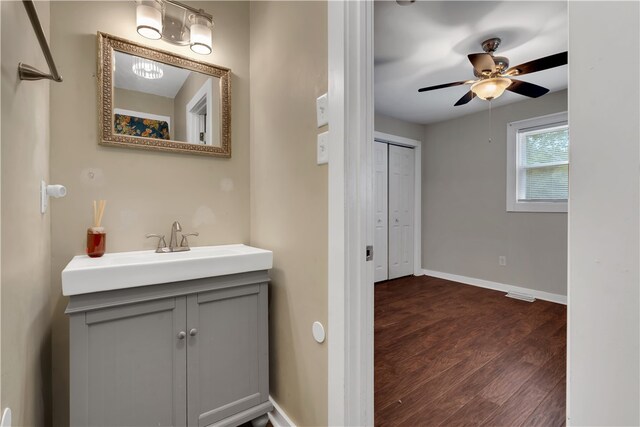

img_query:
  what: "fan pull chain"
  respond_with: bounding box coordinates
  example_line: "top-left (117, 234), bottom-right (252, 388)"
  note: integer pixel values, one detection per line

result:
top-left (488, 100), bottom-right (493, 143)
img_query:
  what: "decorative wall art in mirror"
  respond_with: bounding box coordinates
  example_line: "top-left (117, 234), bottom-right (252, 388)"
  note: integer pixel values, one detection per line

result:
top-left (98, 32), bottom-right (231, 157)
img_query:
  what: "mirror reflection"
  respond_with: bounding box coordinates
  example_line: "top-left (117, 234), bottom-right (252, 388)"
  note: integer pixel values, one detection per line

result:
top-left (112, 51), bottom-right (221, 146)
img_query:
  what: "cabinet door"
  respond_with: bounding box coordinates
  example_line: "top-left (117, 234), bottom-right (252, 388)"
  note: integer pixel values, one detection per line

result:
top-left (70, 297), bottom-right (187, 427)
top-left (388, 144), bottom-right (415, 279)
top-left (186, 284), bottom-right (268, 426)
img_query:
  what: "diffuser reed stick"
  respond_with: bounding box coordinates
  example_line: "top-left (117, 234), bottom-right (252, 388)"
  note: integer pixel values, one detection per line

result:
top-left (93, 200), bottom-right (106, 228)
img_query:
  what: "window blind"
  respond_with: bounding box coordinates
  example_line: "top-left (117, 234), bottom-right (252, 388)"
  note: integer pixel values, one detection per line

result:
top-left (518, 126), bottom-right (569, 201)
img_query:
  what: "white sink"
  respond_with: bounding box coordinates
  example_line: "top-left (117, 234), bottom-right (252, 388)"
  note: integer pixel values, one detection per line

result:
top-left (62, 244), bottom-right (273, 296)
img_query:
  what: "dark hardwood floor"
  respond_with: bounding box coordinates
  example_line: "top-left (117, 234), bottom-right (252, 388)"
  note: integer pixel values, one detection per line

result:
top-left (375, 275), bottom-right (566, 427)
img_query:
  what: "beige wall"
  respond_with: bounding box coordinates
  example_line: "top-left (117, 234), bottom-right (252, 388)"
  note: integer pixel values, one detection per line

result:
top-left (49, 2), bottom-right (250, 425)
top-left (375, 112), bottom-right (424, 142)
top-left (114, 87), bottom-right (175, 137)
top-left (249, 2), bottom-right (328, 426)
top-left (422, 90), bottom-right (568, 296)
top-left (0, 1), bottom-right (52, 425)
top-left (568, 2), bottom-right (639, 424)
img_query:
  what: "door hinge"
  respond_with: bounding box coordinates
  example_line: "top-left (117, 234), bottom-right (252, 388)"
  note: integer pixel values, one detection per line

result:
top-left (366, 245), bottom-right (374, 261)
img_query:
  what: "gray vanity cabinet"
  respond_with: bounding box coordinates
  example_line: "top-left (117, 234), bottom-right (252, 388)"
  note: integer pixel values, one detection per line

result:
top-left (67, 271), bottom-right (272, 427)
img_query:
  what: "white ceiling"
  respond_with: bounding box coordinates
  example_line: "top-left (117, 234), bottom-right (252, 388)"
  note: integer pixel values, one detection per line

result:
top-left (114, 50), bottom-right (192, 98)
top-left (375, 1), bottom-right (568, 125)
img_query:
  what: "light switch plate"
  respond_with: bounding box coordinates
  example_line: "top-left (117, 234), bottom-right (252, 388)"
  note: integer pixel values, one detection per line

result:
top-left (317, 131), bottom-right (329, 165)
top-left (316, 93), bottom-right (328, 127)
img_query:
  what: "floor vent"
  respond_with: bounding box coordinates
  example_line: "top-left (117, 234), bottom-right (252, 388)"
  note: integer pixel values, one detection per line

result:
top-left (505, 292), bottom-right (536, 302)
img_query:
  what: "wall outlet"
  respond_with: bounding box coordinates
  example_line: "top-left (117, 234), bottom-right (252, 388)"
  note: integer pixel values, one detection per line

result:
top-left (499, 256), bottom-right (507, 266)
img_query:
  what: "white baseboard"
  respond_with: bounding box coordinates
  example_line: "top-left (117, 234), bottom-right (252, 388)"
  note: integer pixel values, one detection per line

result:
top-left (268, 396), bottom-right (297, 427)
top-left (422, 269), bottom-right (567, 305)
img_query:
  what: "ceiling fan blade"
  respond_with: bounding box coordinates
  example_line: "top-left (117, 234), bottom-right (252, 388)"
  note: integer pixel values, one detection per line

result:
top-left (505, 51), bottom-right (568, 76)
top-left (418, 80), bottom-right (469, 93)
top-left (468, 53), bottom-right (496, 75)
top-left (507, 79), bottom-right (550, 98)
top-left (454, 90), bottom-right (476, 106)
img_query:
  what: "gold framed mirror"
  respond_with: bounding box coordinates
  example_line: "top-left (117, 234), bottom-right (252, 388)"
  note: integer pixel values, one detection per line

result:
top-left (97, 32), bottom-right (231, 157)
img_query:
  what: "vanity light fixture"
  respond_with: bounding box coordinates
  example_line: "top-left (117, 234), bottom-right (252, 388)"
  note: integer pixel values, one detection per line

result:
top-left (132, 57), bottom-right (164, 79)
top-left (135, 0), bottom-right (214, 55)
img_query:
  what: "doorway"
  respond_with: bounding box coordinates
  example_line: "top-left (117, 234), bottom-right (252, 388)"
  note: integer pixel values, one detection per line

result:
top-left (372, 0), bottom-right (568, 425)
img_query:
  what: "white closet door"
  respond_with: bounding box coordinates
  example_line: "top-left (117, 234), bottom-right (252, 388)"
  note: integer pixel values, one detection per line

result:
top-left (373, 141), bottom-right (389, 283)
top-left (388, 144), bottom-right (414, 279)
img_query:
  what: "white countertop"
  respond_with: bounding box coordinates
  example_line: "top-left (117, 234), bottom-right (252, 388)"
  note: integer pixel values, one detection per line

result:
top-left (62, 244), bottom-right (273, 296)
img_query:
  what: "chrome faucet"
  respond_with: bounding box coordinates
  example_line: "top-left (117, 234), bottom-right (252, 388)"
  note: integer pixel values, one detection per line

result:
top-left (146, 221), bottom-right (199, 253)
top-left (169, 221), bottom-right (182, 251)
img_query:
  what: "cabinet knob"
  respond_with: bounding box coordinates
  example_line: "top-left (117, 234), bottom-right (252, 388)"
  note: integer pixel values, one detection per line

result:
top-left (177, 331), bottom-right (186, 340)
top-left (189, 328), bottom-right (198, 336)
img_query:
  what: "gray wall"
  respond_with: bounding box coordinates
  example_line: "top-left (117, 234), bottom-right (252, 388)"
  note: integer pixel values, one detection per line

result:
top-left (568, 1), bottom-right (639, 424)
top-left (1, 1), bottom-right (52, 425)
top-left (421, 90), bottom-right (568, 296)
top-left (375, 113), bottom-right (424, 142)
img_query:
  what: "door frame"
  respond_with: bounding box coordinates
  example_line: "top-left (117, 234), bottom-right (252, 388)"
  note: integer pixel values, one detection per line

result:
top-left (327, 0), bottom-right (374, 425)
top-left (374, 131), bottom-right (422, 277)
top-left (327, 1), bottom-right (423, 425)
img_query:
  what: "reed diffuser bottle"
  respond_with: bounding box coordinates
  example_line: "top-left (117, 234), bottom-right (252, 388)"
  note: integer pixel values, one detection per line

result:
top-left (87, 200), bottom-right (107, 258)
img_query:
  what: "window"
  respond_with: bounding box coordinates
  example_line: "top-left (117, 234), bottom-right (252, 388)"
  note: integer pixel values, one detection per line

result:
top-left (507, 112), bottom-right (569, 212)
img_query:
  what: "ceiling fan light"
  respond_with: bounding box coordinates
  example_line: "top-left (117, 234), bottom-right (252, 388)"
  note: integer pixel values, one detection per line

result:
top-left (471, 77), bottom-right (512, 100)
top-left (190, 15), bottom-right (213, 55)
top-left (136, 1), bottom-right (163, 40)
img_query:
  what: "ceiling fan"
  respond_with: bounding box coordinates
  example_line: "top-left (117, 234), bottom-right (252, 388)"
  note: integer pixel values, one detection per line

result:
top-left (418, 37), bottom-right (567, 106)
